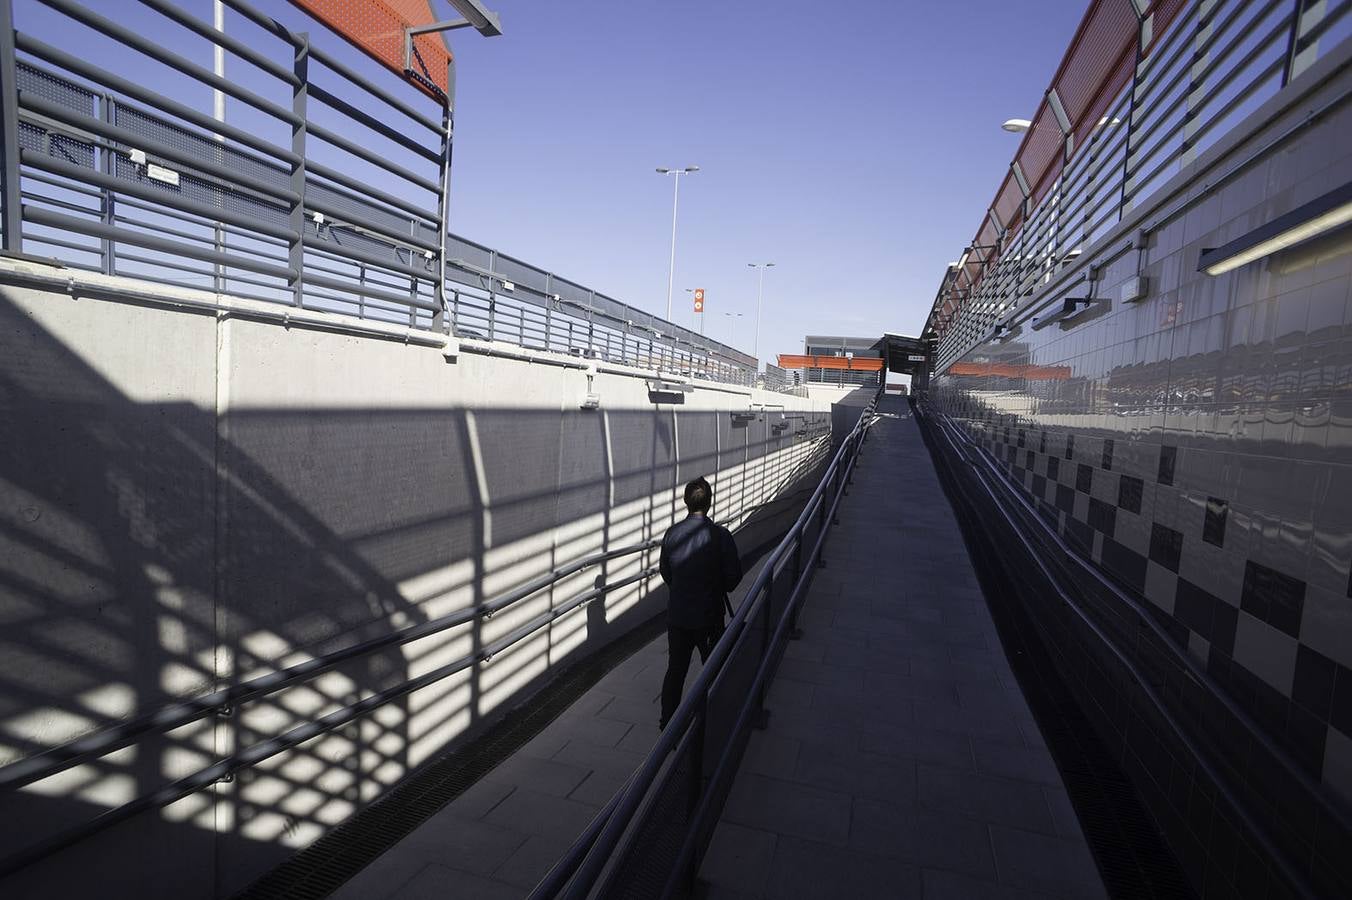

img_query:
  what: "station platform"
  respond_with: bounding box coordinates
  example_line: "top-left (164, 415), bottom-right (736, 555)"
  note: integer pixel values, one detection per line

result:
top-left (333, 398), bottom-right (1107, 899)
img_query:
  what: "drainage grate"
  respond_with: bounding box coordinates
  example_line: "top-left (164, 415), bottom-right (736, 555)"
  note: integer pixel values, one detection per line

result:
top-left (232, 613), bottom-right (668, 900)
top-left (918, 410), bottom-right (1196, 900)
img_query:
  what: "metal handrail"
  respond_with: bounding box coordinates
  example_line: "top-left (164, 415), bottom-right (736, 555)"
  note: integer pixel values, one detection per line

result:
top-left (919, 403), bottom-right (1345, 897)
top-left (534, 387), bottom-right (884, 899)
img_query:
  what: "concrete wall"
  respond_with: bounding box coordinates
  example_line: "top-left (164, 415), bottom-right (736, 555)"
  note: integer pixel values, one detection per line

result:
top-left (927, 38), bottom-right (1352, 898)
top-left (0, 266), bottom-right (832, 899)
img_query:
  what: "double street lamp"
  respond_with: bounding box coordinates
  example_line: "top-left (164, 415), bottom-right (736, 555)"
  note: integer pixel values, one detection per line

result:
top-left (657, 166), bottom-right (699, 322)
top-left (747, 261), bottom-right (774, 365)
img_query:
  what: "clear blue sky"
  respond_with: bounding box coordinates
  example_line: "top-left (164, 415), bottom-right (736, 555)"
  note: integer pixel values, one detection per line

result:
top-left (16, 0), bottom-right (1086, 362)
top-left (441, 0), bottom-right (1087, 359)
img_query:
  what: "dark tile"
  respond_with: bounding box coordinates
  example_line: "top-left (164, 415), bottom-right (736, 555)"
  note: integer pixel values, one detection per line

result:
top-left (1332, 666), bottom-right (1352, 736)
top-left (722, 773), bottom-right (853, 846)
top-left (1040, 431), bottom-right (1047, 453)
top-left (1118, 474), bottom-right (1144, 514)
top-left (1203, 497), bottom-right (1228, 547)
top-left (916, 764), bottom-right (1055, 833)
top-left (1076, 463), bottom-right (1094, 494)
top-left (1176, 578), bottom-right (1237, 655)
top-left (1150, 523), bottom-right (1183, 572)
top-left (765, 835), bottom-right (922, 900)
top-left (850, 800), bottom-right (997, 880)
top-left (1088, 497), bottom-right (1117, 536)
top-left (1065, 516), bottom-right (1094, 554)
top-left (1047, 455), bottom-right (1059, 481)
top-left (1066, 433), bottom-right (1075, 460)
top-left (1293, 645), bottom-right (1336, 719)
top-left (989, 825), bottom-right (1106, 897)
top-left (1056, 483), bottom-right (1076, 514)
top-left (1240, 560), bottom-right (1306, 639)
top-left (1025, 449), bottom-right (1034, 470)
top-left (1158, 444), bottom-right (1176, 485)
top-left (1285, 702), bottom-right (1327, 778)
top-left (1102, 537), bottom-right (1148, 592)
top-left (1031, 474), bottom-right (1047, 498)
top-left (1018, 429), bottom-right (1025, 448)
top-left (1102, 438), bottom-right (1115, 471)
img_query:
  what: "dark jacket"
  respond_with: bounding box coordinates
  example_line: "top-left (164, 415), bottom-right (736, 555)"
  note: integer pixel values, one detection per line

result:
top-left (659, 514), bottom-right (743, 629)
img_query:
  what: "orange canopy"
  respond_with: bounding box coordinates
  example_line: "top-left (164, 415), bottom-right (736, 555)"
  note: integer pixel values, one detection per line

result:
top-left (777, 354), bottom-right (884, 371)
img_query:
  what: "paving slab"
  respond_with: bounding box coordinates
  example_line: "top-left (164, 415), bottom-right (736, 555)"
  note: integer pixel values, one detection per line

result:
top-left (699, 398), bottom-right (1107, 899)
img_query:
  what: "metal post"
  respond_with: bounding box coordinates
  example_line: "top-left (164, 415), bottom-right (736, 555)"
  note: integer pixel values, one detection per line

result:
top-left (432, 58), bottom-right (454, 332)
top-left (664, 172), bottom-right (680, 321)
top-left (0, 0), bottom-right (23, 252)
top-left (1119, 3), bottom-right (1151, 219)
top-left (1283, 0), bottom-right (1323, 85)
top-left (99, 95), bottom-right (116, 275)
top-left (289, 33), bottom-right (309, 306)
top-left (487, 249), bottom-right (497, 340)
top-left (212, 0), bottom-right (225, 291)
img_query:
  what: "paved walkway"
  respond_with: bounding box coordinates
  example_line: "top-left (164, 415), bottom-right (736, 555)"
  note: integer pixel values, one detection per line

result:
top-left (332, 554), bottom-right (780, 900)
top-left (698, 397), bottom-right (1107, 900)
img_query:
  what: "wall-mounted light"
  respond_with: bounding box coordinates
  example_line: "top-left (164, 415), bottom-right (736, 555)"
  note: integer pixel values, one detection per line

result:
top-left (1199, 180), bottom-right (1352, 275)
top-left (1030, 296), bottom-right (1097, 330)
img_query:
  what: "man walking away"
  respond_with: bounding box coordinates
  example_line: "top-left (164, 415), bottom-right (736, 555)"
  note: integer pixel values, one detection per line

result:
top-left (658, 477), bottom-right (743, 730)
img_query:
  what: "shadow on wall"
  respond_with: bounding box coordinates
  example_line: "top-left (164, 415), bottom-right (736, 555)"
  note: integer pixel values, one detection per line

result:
top-left (0, 289), bottom-right (829, 899)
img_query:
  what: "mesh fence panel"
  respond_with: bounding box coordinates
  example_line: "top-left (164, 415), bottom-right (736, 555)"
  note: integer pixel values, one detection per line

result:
top-left (605, 738), bottom-right (697, 900)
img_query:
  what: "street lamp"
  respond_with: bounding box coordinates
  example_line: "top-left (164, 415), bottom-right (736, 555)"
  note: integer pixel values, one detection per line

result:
top-left (723, 311), bottom-right (743, 346)
top-left (684, 287), bottom-right (705, 335)
top-left (1001, 118), bottom-right (1031, 133)
top-left (657, 166), bottom-right (699, 322)
top-left (747, 262), bottom-right (774, 365)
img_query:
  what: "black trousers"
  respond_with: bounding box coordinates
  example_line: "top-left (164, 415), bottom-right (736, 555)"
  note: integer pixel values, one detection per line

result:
top-left (660, 621), bottom-right (720, 728)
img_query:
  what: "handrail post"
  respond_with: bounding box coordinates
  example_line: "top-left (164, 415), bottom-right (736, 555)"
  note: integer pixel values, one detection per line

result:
top-left (684, 689), bottom-right (709, 895)
top-left (289, 32), bottom-right (309, 306)
top-left (754, 581), bottom-right (772, 728)
top-left (432, 58), bottom-right (453, 331)
top-left (0, 0), bottom-right (22, 251)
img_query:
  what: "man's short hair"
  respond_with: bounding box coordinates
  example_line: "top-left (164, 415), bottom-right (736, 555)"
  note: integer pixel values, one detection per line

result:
top-left (684, 477), bottom-right (712, 514)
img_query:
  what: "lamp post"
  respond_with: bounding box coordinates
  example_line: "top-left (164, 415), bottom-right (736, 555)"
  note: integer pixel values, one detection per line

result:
top-left (684, 287), bottom-right (705, 335)
top-left (657, 166), bottom-right (699, 322)
top-left (723, 311), bottom-right (743, 346)
top-left (747, 262), bottom-right (774, 366)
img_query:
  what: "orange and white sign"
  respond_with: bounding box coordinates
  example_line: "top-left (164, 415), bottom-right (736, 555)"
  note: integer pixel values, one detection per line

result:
top-left (693, 288), bottom-right (705, 313)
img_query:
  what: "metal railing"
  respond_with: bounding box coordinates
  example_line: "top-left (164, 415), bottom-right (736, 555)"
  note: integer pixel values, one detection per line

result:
top-left (926, 0), bottom-right (1352, 371)
top-left (0, 0), bottom-right (759, 386)
top-left (533, 386), bottom-right (884, 900)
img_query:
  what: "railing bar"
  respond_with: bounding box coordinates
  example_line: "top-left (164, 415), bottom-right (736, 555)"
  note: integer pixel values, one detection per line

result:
top-left (23, 206), bottom-right (295, 280)
top-left (21, 170), bottom-right (103, 199)
top-left (19, 91), bottom-right (300, 204)
top-left (308, 82), bottom-right (440, 163)
top-left (305, 271), bottom-right (438, 311)
top-left (15, 34), bottom-right (300, 165)
top-left (134, 0), bottom-right (301, 86)
top-left (304, 44), bottom-right (444, 134)
top-left (36, 0), bottom-right (302, 126)
top-left (21, 148), bottom-right (298, 242)
top-left (306, 119), bottom-right (440, 195)
top-left (306, 157), bottom-right (436, 222)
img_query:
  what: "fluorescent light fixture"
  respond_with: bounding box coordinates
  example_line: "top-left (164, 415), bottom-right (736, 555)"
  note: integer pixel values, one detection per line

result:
top-left (1200, 180), bottom-right (1352, 275)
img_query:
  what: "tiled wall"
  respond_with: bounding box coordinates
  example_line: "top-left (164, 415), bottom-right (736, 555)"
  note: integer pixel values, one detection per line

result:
top-left (926, 33), bottom-right (1352, 897)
